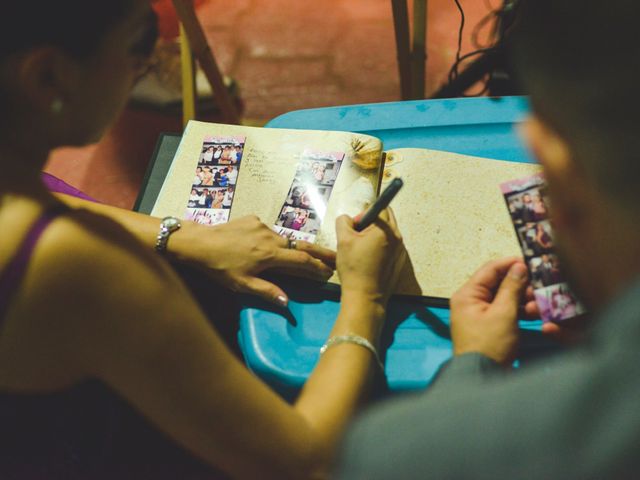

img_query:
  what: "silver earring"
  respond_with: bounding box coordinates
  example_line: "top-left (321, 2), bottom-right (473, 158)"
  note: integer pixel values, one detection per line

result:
top-left (50, 98), bottom-right (64, 114)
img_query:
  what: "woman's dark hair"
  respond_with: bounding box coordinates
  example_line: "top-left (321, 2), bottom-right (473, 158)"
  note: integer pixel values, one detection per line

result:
top-left (1, 1), bottom-right (136, 60)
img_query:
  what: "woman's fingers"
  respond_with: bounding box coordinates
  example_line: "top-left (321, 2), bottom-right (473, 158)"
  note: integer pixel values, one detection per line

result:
top-left (290, 240), bottom-right (336, 268)
top-left (266, 249), bottom-right (334, 280)
top-left (235, 276), bottom-right (289, 306)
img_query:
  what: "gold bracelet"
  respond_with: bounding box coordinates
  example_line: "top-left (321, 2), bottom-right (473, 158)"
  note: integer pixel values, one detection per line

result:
top-left (320, 333), bottom-right (385, 372)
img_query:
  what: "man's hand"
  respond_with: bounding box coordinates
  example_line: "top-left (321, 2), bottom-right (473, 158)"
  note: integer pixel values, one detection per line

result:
top-left (172, 216), bottom-right (336, 306)
top-left (540, 312), bottom-right (591, 345)
top-left (450, 257), bottom-right (535, 365)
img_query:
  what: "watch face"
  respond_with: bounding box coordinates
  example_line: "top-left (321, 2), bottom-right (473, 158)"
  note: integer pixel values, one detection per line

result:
top-left (163, 217), bottom-right (181, 229)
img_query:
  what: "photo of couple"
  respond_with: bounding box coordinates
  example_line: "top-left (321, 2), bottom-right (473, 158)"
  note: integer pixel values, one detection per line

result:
top-left (276, 206), bottom-right (321, 234)
top-left (296, 158), bottom-right (340, 186)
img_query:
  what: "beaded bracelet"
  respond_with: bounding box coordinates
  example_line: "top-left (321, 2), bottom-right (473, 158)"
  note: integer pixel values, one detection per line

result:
top-left (320, 333), bottom-right (385, 372)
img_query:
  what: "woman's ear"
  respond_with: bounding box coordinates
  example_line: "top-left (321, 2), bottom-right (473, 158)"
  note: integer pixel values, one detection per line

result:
top-left (14, 47), bottom-right (81, 114)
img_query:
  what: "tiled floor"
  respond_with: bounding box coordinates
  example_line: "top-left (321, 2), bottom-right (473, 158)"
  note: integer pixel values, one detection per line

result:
top-left (44, 0), bottom-right (492, 208)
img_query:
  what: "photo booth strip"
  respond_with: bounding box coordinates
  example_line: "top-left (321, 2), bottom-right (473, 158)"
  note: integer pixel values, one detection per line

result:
top-left (500, 174), bottom-right (586, 323)
top-left (273, 149), bottom-right (345, 243)
top-left (185, 135), bottom-right (245, 226)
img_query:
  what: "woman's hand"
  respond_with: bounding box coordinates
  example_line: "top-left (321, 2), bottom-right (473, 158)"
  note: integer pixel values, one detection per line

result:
top-left (335, 208), bottom-right (406, 306)
top-left (171, 215), bottom-right (336, 305)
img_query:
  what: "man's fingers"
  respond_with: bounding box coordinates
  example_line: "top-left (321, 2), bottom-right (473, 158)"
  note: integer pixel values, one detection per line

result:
top-left (467, 257), bottom-right (523, 292)
top-left (491, 262), bottom-right (529, 317)
top-left (237, 277), bottom-right (289, 306)
top-left (523, 299), bottom-right (540, 318)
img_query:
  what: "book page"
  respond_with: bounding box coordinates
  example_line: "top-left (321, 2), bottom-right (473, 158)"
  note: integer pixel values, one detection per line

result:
top-left (151, 121), bottom-right (383, 249)
top-left (383, 148), bottom-right (542, 298)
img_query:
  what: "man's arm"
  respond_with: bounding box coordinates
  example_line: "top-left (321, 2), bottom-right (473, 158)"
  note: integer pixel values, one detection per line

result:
top-left (415, 258), bottom-right (534, 391)
top-left (334, 258), bottom-right (625, 480)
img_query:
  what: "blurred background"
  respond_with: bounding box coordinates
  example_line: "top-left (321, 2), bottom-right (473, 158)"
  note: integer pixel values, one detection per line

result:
top-left (44, 0), bottom-right (494, 208)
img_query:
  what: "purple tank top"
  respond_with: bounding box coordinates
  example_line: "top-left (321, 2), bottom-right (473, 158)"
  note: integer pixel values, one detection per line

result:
top-left (0, 205), bottom-right (68, 322)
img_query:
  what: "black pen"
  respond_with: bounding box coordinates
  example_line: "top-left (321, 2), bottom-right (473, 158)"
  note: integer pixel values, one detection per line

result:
top-left (354, 177), bottom-right (404, 231)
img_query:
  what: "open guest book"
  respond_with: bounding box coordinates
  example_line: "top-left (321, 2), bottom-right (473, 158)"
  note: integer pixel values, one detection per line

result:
top-left (151, 121), bottom-right (541, 300)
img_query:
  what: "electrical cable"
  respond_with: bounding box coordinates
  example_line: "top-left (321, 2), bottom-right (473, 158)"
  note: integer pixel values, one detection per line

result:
top-left (448, 0), bottom-right (466, 84)
top-left (446, 0), bottom-right (506, 95)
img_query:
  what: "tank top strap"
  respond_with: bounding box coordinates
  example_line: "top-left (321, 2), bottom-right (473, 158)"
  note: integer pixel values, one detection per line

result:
top-left (0, 203), bottom-right (69, 323)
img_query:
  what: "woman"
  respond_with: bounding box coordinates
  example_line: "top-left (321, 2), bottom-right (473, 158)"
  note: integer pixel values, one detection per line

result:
top-left (292, 210), bottom-right (309, 231)
top-left (218, 145), bottom-right (230, 164)
top-left (200, 166), bottom-right (215, 186)
top-left (534, 222), bottom-right (553, 253)
top-left (211, 189), bottom-right (225, 209)
top-left (312, 162), bottom-right (326, 182)
top-left (0, 1), bottom-right (406, 478)
top-left (217, 168), bottom-right (229, 187)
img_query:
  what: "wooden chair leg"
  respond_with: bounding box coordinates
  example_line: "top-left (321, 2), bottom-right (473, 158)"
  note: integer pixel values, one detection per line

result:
top-left (179, 23), bottom-right (197, 127)
top-left (391, 0), bottom-right (412, 100)
top-left (411, 0), bottom-right (427, 99)
top-left (172, 0), bottom-right (241, 125)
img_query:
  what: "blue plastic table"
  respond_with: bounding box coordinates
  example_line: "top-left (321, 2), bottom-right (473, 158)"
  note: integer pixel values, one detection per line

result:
top-left (238, 97), bottom-right (553, 396)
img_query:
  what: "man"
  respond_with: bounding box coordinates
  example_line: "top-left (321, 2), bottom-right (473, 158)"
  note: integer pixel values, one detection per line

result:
top-left (227, 165), bottom-right (238, 184)
top-left (336, 1), bottom-right (640, 478)
top-left (533, 254), bottom-right (560, 287)
top-left (520, 192), bottom-right (537, 223)
top-left (222, 187), bottom-right (234, 209)
top-left (280, 207), bottom-right (298, 229)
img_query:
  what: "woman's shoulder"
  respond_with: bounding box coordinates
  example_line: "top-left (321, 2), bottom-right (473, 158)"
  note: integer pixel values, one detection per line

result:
top-left (8, 207), bottom-right (188, 341)
top-left (0, 207), bottom-right (195, 388)
top-left (32, 208), bottom-right (181, 307)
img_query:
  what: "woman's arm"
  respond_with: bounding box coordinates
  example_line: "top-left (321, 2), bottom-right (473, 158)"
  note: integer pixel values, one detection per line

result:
top-left (30, 207), bottom-right (405, 479)
top-left (54, 193), bottom-right (336, 305)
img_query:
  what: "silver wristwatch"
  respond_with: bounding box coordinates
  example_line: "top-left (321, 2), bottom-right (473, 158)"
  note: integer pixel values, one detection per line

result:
top-left (155, 216), bottom-right (181, 253)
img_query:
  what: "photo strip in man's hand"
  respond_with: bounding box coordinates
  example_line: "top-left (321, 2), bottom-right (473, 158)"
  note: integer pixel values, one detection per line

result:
top-left (501, 173), bottom-right (586, 323)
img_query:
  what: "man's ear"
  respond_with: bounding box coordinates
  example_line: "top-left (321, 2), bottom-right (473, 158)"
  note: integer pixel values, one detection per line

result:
top-left (518, 115), bottom-right (574, 179)
top-left (14, 47), bottom-right (81, 113)
top-left (519, 115), bottom-right (590, 234)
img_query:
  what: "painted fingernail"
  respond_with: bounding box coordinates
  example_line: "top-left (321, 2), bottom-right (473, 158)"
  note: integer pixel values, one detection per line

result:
top-left (276, 295), bottom-right (288, 307)
top-left (510, 263), bottom-right (528, 280)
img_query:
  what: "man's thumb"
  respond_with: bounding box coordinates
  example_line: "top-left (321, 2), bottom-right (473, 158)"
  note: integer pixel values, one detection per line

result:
top-left (493, 262), bottom-right (529, 314)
